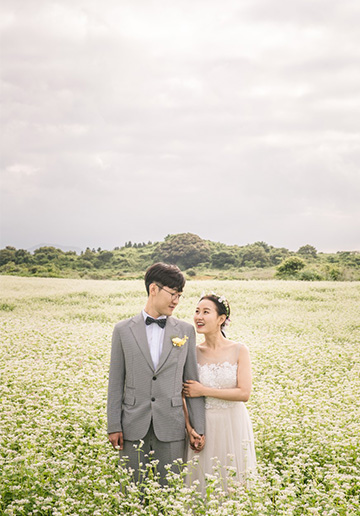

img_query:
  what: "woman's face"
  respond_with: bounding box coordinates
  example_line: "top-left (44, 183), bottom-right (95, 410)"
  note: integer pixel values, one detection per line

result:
top-left (194, 299), bottom-right (225, 334)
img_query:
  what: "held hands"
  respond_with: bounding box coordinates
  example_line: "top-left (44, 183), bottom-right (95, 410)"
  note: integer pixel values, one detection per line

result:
top-left (108, 431), bottom-right (123, 450)
top-left (183, 380), bottom-right (204, 398)
top-left (187, 427), bottom-right (205, 453)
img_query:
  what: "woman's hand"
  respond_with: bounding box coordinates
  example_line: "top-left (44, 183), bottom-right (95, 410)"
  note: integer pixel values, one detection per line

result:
top-left (183, 380), bottom-right (205, 398)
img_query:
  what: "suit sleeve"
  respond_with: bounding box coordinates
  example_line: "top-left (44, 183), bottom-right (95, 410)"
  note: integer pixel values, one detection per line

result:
top-left (107, 324), bottom-right (125, 434)
top-left (183, 325), bottom-right (206, 435)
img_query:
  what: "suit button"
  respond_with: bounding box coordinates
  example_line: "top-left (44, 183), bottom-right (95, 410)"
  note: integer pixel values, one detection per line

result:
top-left (151, 397), bottom-right (155, 402)
top-left (152, 376), bottom-right (157, 380)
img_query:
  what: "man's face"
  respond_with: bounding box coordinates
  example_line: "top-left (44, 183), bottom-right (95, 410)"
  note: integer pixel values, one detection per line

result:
top-left (152, 283), bottom-right (182, 317)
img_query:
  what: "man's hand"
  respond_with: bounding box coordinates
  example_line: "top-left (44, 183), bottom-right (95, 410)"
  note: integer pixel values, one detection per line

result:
top-left (108, 431), bottom-right (123, 450)
top-left (188, 427), bottom-right (205, 453)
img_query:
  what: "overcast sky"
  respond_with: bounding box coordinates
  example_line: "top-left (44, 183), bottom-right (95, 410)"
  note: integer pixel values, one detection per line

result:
top-left (1, 0), bottom-right (359, 253)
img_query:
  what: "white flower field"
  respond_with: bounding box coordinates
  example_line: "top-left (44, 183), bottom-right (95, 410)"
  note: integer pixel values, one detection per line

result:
top-left (1, 276), bottom-right (359, 515)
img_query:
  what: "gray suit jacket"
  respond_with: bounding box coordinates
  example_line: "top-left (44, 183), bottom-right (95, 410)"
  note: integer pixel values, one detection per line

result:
top-left (107, 313), bottom-right (205, 442)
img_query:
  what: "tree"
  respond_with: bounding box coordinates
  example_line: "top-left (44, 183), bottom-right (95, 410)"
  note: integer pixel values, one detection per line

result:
top-left (152, 233), bottom-right (210, 269)
top-left (14, 249), bottom-right (32, 264)
top-left (82, 248), bottom-right (96, 260)
top-left (211, 250), bottom-right (236, 269)
top-left (239, 244), bottom-right (271, 268)
top-left (253, 241), bottom-right (271, 253)
top-left (269, 247), bottom-right (290, 265)
top-left (33, 247), bottom-right (64, 264)
top-left (336, 251), bottom-right (360, 268)
top-left (0, 247), bottom-right (16, 266)
top-left (298, 245), bottom-right (317, 258)
top-left (95, 251), bottom-right (114, 267)
top-left (276, 256), bottom-right (306, 277)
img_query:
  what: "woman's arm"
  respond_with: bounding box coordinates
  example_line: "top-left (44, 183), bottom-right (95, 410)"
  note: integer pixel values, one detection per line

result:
top-left (183, 345), bottom-right (252, 402)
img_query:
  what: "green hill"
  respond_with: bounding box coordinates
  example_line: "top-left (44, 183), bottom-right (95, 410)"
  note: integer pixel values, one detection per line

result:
top-left (1, 233), bottom-right (359, 281)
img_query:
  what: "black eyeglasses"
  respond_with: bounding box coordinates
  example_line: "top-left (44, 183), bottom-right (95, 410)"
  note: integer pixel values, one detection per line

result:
top-left (156, 284), bottom-right (183, 301)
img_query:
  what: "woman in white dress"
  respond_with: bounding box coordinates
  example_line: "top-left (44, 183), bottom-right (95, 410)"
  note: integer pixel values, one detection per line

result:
top-left (183, 293), bottom-right (257, 493)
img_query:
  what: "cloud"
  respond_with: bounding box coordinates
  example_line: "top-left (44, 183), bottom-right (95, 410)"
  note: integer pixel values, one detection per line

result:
top-left (1, 0), bottom-right (359, 252)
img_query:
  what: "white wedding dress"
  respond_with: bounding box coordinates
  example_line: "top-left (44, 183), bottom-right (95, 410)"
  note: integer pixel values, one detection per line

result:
top-left (186, 343), bottom-right (257, 493)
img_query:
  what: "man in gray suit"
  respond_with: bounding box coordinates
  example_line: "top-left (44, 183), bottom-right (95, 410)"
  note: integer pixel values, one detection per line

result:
top-left (107, 262), bottom-right (205, 483)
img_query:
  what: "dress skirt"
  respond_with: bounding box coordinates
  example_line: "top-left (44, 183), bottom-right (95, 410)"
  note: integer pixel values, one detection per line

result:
top-left (186, 401), bottom-right (257, 494)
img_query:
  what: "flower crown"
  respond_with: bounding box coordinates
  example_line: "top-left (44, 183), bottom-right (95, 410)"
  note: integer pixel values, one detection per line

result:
top-left (201, 291), bottom-right (230, 318)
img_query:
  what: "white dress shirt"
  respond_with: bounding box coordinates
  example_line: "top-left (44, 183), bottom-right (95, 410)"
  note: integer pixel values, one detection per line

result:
top-left (143, 310), bottom-right (167, 370)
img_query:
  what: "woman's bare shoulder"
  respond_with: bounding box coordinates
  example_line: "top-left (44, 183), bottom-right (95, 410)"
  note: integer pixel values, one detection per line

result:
top-left (225, 340), bottom-right (250, 359)
top-left (224, 339), bottom-right (248, 349)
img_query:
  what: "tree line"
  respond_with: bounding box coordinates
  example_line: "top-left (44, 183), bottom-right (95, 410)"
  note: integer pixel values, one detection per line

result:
top-left (0, 233), bottom-right (359, 281)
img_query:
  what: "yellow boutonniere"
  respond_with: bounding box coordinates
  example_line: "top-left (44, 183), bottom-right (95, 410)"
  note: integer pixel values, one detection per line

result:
top-left (172, 335), bottom-right (188, 347)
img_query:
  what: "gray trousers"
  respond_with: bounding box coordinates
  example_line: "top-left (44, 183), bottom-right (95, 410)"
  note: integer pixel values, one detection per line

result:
top-left (120, 422), bottom-right (186, 485)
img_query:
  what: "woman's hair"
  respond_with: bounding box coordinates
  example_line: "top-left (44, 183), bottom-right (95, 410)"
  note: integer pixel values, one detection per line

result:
top-left (145, 262), bottom-right (185, 294)
top-left (199, 293), bottom-right (231, 336)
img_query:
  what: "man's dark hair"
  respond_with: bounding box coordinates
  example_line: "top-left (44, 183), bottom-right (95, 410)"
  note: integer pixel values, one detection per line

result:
top-left (145, 262), bottom-right (185, 295)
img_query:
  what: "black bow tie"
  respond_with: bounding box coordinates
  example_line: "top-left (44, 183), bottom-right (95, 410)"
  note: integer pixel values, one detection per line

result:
top-left (145, 316), bottom-right (167, 328)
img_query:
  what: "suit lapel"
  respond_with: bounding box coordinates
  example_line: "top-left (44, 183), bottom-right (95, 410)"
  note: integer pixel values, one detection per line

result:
top-left (129, 313), bottom-right (154, 371)
top-left (156, 316), bottom-right (179, 372)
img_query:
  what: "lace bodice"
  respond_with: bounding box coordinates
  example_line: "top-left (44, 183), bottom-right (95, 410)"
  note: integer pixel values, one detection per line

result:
top-left (198, 361), bottom-right (239, 409)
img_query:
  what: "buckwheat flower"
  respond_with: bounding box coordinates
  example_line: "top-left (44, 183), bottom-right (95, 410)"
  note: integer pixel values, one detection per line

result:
top-left (2, 277), bottom-right (359, 515)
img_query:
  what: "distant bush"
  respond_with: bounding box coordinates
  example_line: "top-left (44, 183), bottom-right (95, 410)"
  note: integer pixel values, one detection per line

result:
top-left (276, 257), bottom-right (306, 278)
top-left (298, 268), bottom-right (324, 281)
top-left (323, 264), bottom-right (342, 281)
